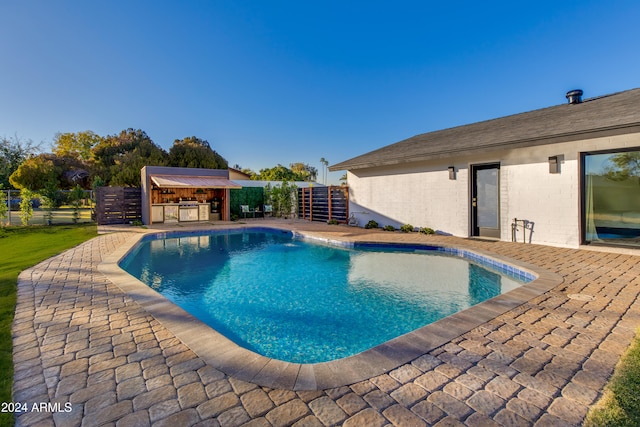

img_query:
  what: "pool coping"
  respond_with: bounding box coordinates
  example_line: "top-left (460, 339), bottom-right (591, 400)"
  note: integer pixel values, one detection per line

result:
top-left (98, 226), bottom-right (564, 391)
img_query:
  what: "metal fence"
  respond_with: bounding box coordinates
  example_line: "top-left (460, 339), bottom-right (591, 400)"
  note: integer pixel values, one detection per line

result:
top-left (2, 189), bottom-right (94, 226)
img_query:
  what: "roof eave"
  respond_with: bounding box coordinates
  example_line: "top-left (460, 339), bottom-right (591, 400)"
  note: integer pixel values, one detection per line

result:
top-left (329, 123), bottom-right (640, 172)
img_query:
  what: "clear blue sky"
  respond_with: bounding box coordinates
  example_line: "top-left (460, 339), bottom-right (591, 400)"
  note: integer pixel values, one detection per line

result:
top-left (2, 1), bottom-right (639, 184)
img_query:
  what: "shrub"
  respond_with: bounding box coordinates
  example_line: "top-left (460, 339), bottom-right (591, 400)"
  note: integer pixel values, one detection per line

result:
top-left (39, 180), bottom-right (60, 225)
top-left (0, 189), bottom-right (7, 227)
top-left (400, 224), bottom-right (414, 233)
top-left (420, 227), bottom-right (435, 235)
top-left (230, 187), bottom-right (264, 217)
top-left (69, 185), bottom-right (86, 223)
top-left (383, 225), bottom-right (395, 231)
top-left (19, 189), bottom-right (34, 226)
top-left (365, 220), bottom-right (379, 229)
top-left (263, 181), bottom-right (298, 218)
top-left (327, 219), bottom-right (339, 225)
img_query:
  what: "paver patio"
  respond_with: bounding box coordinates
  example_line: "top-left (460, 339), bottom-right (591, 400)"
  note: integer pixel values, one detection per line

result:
top-left (12, 219), bottom-right (640, 426)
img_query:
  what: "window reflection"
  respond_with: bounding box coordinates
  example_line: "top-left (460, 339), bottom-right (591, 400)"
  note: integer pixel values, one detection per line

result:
top-left (585, 150), bottom-right (640, 245)
top-left (477, 169), bottom-right (499, 229)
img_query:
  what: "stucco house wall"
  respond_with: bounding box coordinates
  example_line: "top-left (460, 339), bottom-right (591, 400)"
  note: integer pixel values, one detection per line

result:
top-left (347, 162), bottom-right (469, 235)
top-left (346, 132), bottom-right (640, 248)
top-left (333, 88), bottom-right (640, 248)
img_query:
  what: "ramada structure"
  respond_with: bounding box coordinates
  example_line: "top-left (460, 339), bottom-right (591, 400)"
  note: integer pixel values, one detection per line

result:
top-left (141, 166), bottom-right (240, 224)
top-left (330, 88), bottom-right (640, 248)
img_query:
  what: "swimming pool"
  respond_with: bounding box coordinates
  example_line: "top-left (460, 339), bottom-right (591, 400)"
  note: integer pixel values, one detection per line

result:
top-left (120, 228), bottom-right (533, 363)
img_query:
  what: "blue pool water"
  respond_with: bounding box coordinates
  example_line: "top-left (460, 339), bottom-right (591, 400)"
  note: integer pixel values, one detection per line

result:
top-left (120, 229), bottom-right (530, 363)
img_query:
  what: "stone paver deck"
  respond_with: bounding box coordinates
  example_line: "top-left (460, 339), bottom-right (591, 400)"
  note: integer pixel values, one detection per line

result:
top-left (12, 219), bottom-right (640, 426)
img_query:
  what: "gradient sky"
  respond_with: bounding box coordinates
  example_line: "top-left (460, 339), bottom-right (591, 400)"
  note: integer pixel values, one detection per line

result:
top-left (2, 1), bottom-right (639, 184)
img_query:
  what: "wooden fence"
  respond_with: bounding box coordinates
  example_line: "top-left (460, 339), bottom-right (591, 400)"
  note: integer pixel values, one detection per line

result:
top-left (298, 186), bottom-right (348, 223)
top-left (96, 187), bottom-right (142, 225)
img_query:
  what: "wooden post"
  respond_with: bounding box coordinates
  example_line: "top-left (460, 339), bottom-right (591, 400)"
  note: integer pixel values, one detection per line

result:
top-left (309, 188), bottom-right (313, 222)
top-left (345, 186), bottom-right (349, 223)
top-left (328, 186), bottom-right (332, 222)
top-left (148, 181), bottom-right (154, 224)
top-left (223, 188), bottom-right (230, 221)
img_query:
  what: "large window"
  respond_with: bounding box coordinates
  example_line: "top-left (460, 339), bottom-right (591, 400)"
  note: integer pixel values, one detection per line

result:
top-left (583, 150), bottom-right (640, 246)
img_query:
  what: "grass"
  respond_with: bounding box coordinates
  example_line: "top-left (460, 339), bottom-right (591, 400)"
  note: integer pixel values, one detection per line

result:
top-left (585, 329), bottom-right (640, 426)
top-left (0, 224), bottom-right (97, 427)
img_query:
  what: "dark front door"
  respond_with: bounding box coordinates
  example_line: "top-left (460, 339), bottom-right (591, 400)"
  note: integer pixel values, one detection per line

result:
top-left (471, 164), bottom-right (500, 238)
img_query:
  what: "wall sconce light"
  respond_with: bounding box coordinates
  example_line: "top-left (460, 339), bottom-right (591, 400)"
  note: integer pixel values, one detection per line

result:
top-left (448, 166), bottom-right (456, 180)
top-left (549, 156), bottom-right (561, 174)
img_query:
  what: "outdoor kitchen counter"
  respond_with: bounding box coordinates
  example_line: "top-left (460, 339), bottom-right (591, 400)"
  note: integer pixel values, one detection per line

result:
top-left (151, 202), bottom-right (211, 223)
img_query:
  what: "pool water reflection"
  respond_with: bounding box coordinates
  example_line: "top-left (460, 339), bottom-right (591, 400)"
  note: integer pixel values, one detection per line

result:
top-left (120, 229), bottom-right (526, 363)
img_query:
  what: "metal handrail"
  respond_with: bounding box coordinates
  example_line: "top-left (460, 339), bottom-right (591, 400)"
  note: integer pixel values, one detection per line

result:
top-left (512, 218), bottom-right (534, 243)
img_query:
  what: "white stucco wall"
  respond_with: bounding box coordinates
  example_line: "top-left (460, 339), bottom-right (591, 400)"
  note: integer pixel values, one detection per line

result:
top-left (346, 132), bottom-right (640, 248)
top-left (500, 145), bottom-right (578, 246)
top-left (348, 162), bottom-right (469, 235)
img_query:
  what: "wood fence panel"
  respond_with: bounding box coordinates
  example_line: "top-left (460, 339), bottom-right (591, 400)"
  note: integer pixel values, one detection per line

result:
top-left (96, 187), bottom-right (142, 225)
top-left (298, 186), bottom-right (348, 223)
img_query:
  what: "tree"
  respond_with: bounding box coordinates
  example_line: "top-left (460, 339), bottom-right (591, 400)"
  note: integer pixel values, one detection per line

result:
top-left (9, 154), bottom-right (88, 190)
top-left (320, 157), bottom-right (329, 185)
top-left (256, 164), bottom-right (315, 181)
top-left (255, 164), bottom-right (299, 181)
top-left (92, 129), bottom-right (168, 186)
top-left (168, 136), bottom-right (228, 169)
top-left (604, 152), bottom-right (640, 181)
top-left (52, 131), bottom-right (102, 161)
top-left (0, 134), bottom-right (41, 189)
top-left (9, 155), bottom-right (57, 191)
top-left (289, 163), bottom-right (317, 182)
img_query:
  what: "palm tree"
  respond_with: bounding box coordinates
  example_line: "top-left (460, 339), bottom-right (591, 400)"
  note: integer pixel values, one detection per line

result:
top-left (320, 157), bottom-right (329, 185)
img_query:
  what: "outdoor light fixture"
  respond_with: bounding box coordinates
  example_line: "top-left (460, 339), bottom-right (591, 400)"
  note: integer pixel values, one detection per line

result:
top-left (448, 166), bottom-right (456, 180)
top-left (549, 156), bottom-right (560, 174)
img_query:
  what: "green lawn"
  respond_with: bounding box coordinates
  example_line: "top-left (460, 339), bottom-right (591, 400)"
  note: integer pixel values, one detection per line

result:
top-left (0, 224), bottom-right (97, 427)
top-left (585, 329), bottom-right (640, 426)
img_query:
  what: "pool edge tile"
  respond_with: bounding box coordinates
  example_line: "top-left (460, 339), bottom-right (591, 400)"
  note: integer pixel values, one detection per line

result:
top-left (294, 364), bottom-right (317, 390)
top-left (251, 359), bottom-right (300, 390)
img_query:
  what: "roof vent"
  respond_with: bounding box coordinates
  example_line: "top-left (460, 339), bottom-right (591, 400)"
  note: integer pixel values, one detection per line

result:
top-left (566, 89), bottom-right (583, 105)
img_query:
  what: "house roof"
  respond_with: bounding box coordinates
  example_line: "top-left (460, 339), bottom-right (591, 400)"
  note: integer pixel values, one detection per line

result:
top-left (228, 167), bottom-right (252, 179)
top-left (330, 88), bottom-right (640, 171)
